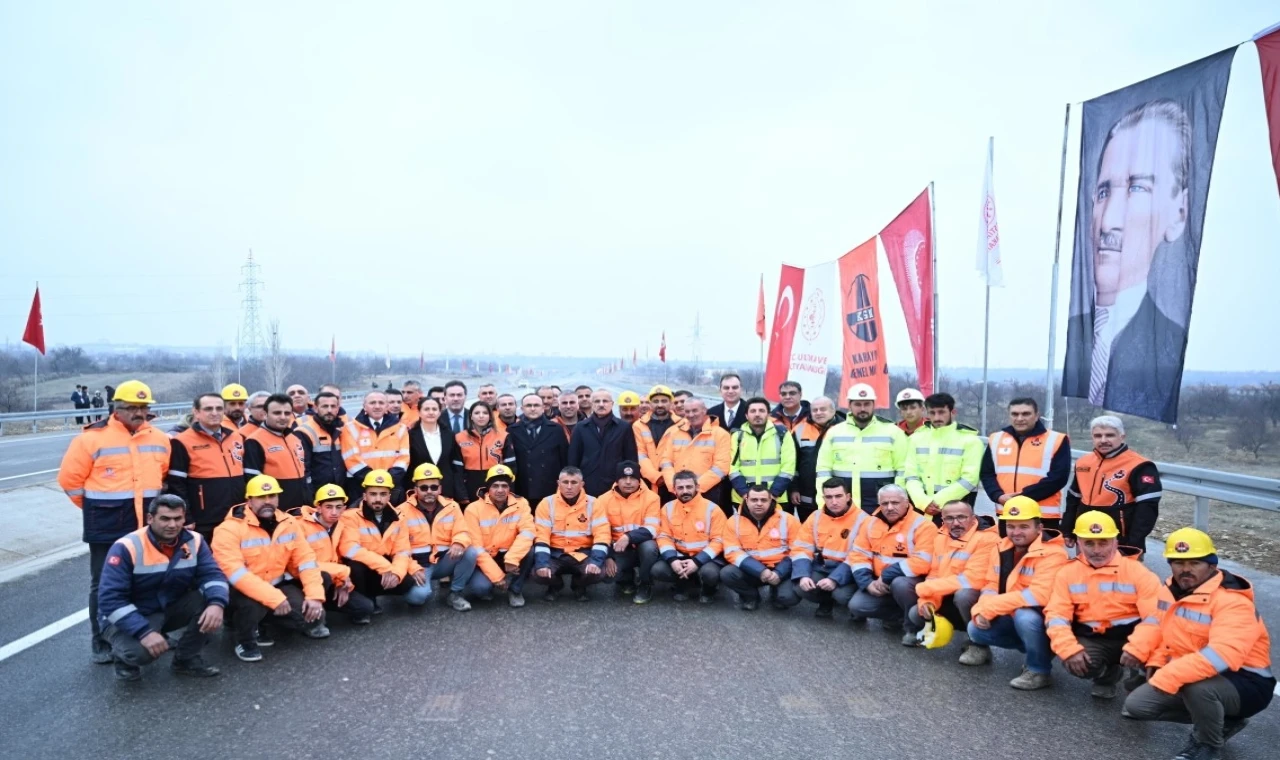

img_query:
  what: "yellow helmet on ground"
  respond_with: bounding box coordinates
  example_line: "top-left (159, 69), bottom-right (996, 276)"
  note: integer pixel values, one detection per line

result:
top-left (1073, 510), bottom-right (1119, 539)
top-left (999, 495), bottom-right (1042, 521)
top-left (112, 380), bottom-right (155, 404)
top-left (1164, 528), bottom-right (1217, 560)
top-left (314, 484), bottom-right (348, 504)
top-left (917, 613), bottom-right (954, 649)
top-left (617, 391), bottom-right (642, 406)
top-left (486, 464), bottom-right (514, 483)
top-left (221, 383), bottom-right (249, 401)
top-left (412, 463), bottom-right (444, 482)
top-left (246, 475), bottom-right (282, 498)
top-left (648, 385), bottom-right (674, 399)
top-left (362, 469), bottom-right (394, 488)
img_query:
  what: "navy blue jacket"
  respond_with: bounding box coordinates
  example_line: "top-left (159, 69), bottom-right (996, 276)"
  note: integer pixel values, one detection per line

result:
top-left (97, 526), bottom-right (228, 639)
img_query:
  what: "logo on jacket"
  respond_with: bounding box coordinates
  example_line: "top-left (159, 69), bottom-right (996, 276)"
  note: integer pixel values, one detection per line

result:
top-left (846, 275), bottom-right (878, 343)
top-left (104, 467), bottom-right (115, 478)
top-left (695, 521), bottom-right (706, 531)
top-left (769, 528), bottom-right (780, 539)
top-left (840, 528), bottom-right (850, 539)
top-left (577, 514), bottom-right (588, 523)
top-left (893, 533), bottom-right (904, 550)
top-left (1031, 439), bottom-right (1042, 447)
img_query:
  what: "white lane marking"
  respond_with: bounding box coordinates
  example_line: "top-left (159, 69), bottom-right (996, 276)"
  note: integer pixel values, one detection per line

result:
top-left (0, 468), bottom-right (60, 482)
top-left (0, 432), bottom-right (79, 446)
top-left (0, 608), bottom-right (88, 664)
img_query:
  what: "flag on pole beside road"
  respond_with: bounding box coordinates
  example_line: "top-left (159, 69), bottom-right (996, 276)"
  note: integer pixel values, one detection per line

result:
top-left (879, 189), bottom-right (935, 396)
top-left (659, 331), bottom-right (666, 363)
top-left (329, 335), bottom-right (336, 364)
top-left (419, 351), bottom-right (425, 371)
top-left (22, 286), bottom-right (45, 355)
top-left (756, 274), bottom-right (766, 340)
top-left (837, 239), bottom-right (890, 403)
top-left (1258, 24), bottom-right (1280, 198)
top-left (978, 140), bottom-right (1005, 287)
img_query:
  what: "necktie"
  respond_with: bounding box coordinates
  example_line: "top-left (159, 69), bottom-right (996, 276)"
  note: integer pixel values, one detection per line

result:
top-left (1089, 307), bottom-right (1111, 407)
top-left (452, 414), bottom-right (462, 434)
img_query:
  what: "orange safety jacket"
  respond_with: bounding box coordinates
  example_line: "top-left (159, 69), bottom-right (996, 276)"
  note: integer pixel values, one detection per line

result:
top-left (971, 530), bottom-right (1069, 620)
top-left (656, 495), bottom-right (726, 565)
top-left (340, 413), bottom-right (409, 479)
top-left (835, 508), bottom-right (935, 589)
top-left (987, 427), bottom-right (1067, 517)
top-left (793, 506), bottom-right (870, 578)
top-left (395, 493), bottom-right (470, 558)
top-left (295, 414), bottom-right (345, 490)
top-left (400, 403), bottom-right (419, 431)
top-left (167, 423), bottom-right (246, 530)
top-left (1063, 444), bottom-right (1163, 546)
top-left (453, 427), bottom-right (516, 502)
top-left (634, 412), bottom-right (682, 488)
top-left (658, 417), bottom-right (732, 494)
top-left (533, 492), bottom-right (611, 568)
top-left (914, 518), bottom-right (1001, 613)
top-left (595, 486), bottom-right (661, 544)
top-left (1147, 570), bottom-right (1275, 712)
top-left (464, 494), bottom-right (535, 583)
top-left (337, 503), bottom-right (414, 580)
top-left (212, 505), bottom-right (324, 607)
top-left (243, 425), bottom-right (308, 510)
top-left (58, 416), bottom-right (171, 544)
top-left (722, 506), bottom-right (804, 578)
top-left (295, 506), bottom-right (352, 585)
top-left (1044, 547), bottom-right (1164, 662)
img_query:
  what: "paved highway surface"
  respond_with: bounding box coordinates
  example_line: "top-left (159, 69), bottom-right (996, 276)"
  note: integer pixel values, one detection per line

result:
top-left (0, 431), bottom-right (83, 489)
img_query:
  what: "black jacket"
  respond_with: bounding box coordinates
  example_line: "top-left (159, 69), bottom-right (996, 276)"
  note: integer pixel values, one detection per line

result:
top-left (708, 402), bottom-right (748, 432)
top-left (979, 420), bottom-right (1072, 504)
top-left (296, 414), bottom-right (346, 493)
top-left (407, 422), bottom-right (462, 501)
top-left (507, 416), bottom-right (569, 505)
top-left (568, 414), bottom-right (638, 497)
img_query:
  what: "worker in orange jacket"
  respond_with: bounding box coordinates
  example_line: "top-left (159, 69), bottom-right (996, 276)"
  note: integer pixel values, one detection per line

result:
top-left (910, 499), bottom-right (999, 660)
top-left (597, 460), bottom-right (662, 604)
top-left (243, 393), bottom-right (309, 511)
top-left (634, 385), bottom-right (680, 491)
top-left (58, 380), bottom-right (172, 663)
top-left (297, 484), bottom-right (375, 624)
top-left (966, 496), bottom-right (1070, 690)
top-left (532, 466), bottom-right (612, 601)
top-left (1123, 529), bottom-right (1275, 756)
top-left (338, 469), bottom-right (431, 610)
top-left (340, 391), bottom-right (409, 499)
top-left (720, 484), bottom-right (805, 611)
top-left (463, 465), bottom-right (536, 607)
top-left (652, 470), bottom-right (727, 602)
top-left (1045, 511), bottom-right (1163, 700)
top-left (658, 397), bottom-right (732, 515)
top-left (397, 463), bottom-right (479, 611)
top-left (212, 475), bottom-right (328, 663)
top-left (837, 484), bottom-right (934, 642)
top-left (793, 478), bottom-right (869, 617)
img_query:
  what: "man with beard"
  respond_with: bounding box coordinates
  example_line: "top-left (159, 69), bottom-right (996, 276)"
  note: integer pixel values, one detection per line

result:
top-left (338, 470), bottom-right (432, 610)
top-left (597, 461), bottom-right (661, 604)
top-left (793, 479), bottom-right (868, 617)
top-left (532, 467), bottom-right (611, 602)
top-left (634, 385), bottom-right (680, 494)
top-left (1062, 415), bottom-right (1162, 551)
top-left (221, 383), bottom-right (250, 429)
top-left (463, 465), bottom-right (536, 607)
top-left (652, 470), bottom-right (726, 603)
top-left (911, 499), bottom-right (999, 661)
top-left (815, 384), bottom-right (918, 514)
top-left (720, 486), bottom-right (804, 611)
top-left (243, 393), bottom-right (309, 512)
top-left (297, 391), bottom-right (347, 492)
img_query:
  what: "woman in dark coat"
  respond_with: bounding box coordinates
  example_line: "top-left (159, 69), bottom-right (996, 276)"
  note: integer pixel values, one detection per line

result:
top-left (407, 397), bottom-right (462, 501)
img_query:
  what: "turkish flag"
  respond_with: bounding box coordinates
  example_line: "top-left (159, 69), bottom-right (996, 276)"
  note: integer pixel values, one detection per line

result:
top-left (878, 189), bottom-right (934, 395)
top-left (659, 331), bottom-right (666, 363)
top-left (763, 265), bottom-right (804, 400)
top-left (837, 239), bottom-right (890, 403)
top-left (1258, 26), bottom-right (1280, 199)
top-left (22, 287), bottom-right (45, 355)
top-left (755, 274), bottom-right (766, 340)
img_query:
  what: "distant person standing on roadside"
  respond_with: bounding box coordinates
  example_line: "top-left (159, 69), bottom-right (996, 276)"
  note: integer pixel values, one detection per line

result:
top-left (91, 391), bottom-right (105, 420)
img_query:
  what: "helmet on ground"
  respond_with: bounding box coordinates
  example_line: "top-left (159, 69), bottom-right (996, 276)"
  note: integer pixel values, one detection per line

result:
top-left (1164, 528), bottom-right (1216, 560)
top-left (314, 484), bottom-right (348, 504)
top-left (847, 383), bottom-right (876, 403)
top-left (917, 613), bottom-right (954, 650)
top-left (362, 469), bottom-right (393, 488)
top-left (246, 475), bottom-right (282, 498)
top-left (895, 388), bottom-right (925, 406)
top-left (221, 383), bottom-right (249, 401)
top-left (1073, 510), bottom-right (1119, 539)
top-left (412, 463), bottom-right (444, 482)
top-left (486, 464), bottom-right (514, 484)
top-left (1000, 495), bottom-right (1042, 521)
top-left (113, 380), bottom-right (156, 404)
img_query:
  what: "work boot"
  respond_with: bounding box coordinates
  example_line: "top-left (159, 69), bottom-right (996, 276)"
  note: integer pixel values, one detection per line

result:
top-left (235, 642), bottom-right (263, 663)
top-left (350, 614), bottom-right (372, 626)
top-left (1009, 668), bottom-right (1052, 690)
top-left (698, 591), bottom-right (715, 604)
top-left (634, 584), bottom-right (653, 605)
top-left (1122, 666), bottom-right (1147, 692)
top-left (542, 588), bottom-right (558, 602)
top-left (814, 602), bottom-right (834, 618)
top-left (574, 587), bottom-right (590, 603)
top-left (901, 631), bottom-right (920, 647)
top-left (301, 623), bottom-right (330, 639)
top-left (1185, 744), bottom-right (1222, 760)
top-left (171, 658), bottom-right (221, 678)
top-left (447, 592), bottom-right (472, 612)
top-left (1222, 718), bottom-right (1249, 743)
top-left (620, 583), bottom-right (636, 596)
top-left (508, 591), bottom-right (526, 608)
top-left (114, 662), bottom-right (141, 681)
top-left (741, 598), bottom-right (759, 612)
top-left (958, 644), bottom-right (991, 666)
top-left (256, 625), bottom-right (275, 647)
top-left (1090, 681), bottom-right (1118, 699)
top-left (92, 641), bottom-right (114, 665)
top-left (672, 590), bottom-right (690, 602)
top-left (880, 616), bottom-right (904, 632)
top-left (1171, 734), bottom-right (1199, 760)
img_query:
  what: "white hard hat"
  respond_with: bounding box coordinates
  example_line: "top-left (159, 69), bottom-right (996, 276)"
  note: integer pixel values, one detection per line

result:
top-left (847, 383), bottom-right (877, 403)
top-left (896, 388), bottom-right (925, 405)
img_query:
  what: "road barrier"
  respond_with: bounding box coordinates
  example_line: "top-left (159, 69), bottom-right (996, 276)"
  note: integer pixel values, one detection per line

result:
top-left (0, 394), bottom-right (365, 435)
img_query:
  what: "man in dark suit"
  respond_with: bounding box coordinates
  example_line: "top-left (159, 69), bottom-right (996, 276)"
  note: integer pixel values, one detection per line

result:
top-left (707, 373), bottom-right (747, 432)
top-left (507, 393), bottom-right (568, 505)
top-left (568, 391), bottom-right (638, 497)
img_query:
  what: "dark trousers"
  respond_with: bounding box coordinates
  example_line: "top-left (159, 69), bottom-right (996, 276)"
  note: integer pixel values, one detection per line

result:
top-left (849, 576), bottom-right (924, 630)
top-left (88, 542), bottom-right (112, 649)
top-left (795, 566), bottom-right (856, 609)
top-left (346, 560), bottom-right (431, 604)
top-left (104, 589), bottom-right (209, 666)
top-left (1070, 636), bottom-right (1127, 683)
top-left (226, 581), bottom-right (316, 646)
top-left (609, 539), bottom-right (659, 585)
top-left (908, 588), bottom-right (981, 631)
top-left (720, 564), bottom-right (801, 606)
top-left (466, 551), bottom-right (535, 597)
top-left (532, 553), bottom-right (606, 591)
top-left (325, 574), bottom-right (375, 620)
top-left (1124, 676), bottom-right (1242, 748)
top-left (650, 557), bottom-right (723, 592)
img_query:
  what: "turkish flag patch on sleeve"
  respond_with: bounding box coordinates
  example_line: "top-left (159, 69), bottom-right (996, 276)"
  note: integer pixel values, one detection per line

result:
top-left (107, 555), bottom-right (122, 566)
top-left (1141, 475), bottom-right (1156, 484)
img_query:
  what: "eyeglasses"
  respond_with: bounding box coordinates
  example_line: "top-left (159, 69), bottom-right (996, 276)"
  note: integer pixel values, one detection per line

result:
top-left (940, 515), bottom-right (971, 523)
top-left (417, 484), bottom-right (441, 491)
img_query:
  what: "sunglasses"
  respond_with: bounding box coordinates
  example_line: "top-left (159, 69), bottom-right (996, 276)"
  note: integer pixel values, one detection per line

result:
top-left (417, 484), bottom-right (441, 491)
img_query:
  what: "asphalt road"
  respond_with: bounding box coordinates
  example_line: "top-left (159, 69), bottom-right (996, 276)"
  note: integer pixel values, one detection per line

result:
top-left (0, 430), bottom-right (82, 489)
top-left (0, 551), bottom-right (1277, 760)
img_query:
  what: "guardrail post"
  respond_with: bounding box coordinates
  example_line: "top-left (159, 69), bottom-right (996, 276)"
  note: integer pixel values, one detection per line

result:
top-left (1194, 496), bottom-right (1210, 532)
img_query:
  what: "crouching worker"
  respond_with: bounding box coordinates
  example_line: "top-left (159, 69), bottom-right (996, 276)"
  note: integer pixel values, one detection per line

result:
top-left (910, 499), bottom-right (998, 659)
top-left (98, 494), bottom-right (227, 681)
top-left (398, 463), bottom-right (480, 612)
top-left (297, 484), bottom-right (376, 625)
top-left (464, 465), bottom-right (536, 607)
top-left (597, 461), bottom-right (661, 604)
top-left (339, 469), bottom-right (431, 611)
top-left (1122, 529), bottom-right (1275, 760)
top-left (721, 485), bottom-right (804, 611)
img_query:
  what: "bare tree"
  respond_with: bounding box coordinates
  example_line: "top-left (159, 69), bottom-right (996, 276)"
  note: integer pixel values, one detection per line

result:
top-left (210, 351), bottom-right (227, 391)
top-left (1168, 423), bottom-right (1200, 454)
top-left (264, 320), bottom-right (289, 392)
top-left (1226, 418), bottom-right (1274, 460)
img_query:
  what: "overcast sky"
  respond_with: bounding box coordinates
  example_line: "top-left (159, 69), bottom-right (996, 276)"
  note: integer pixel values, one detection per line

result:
top-left (2, 2), bottom-right (1277, 371)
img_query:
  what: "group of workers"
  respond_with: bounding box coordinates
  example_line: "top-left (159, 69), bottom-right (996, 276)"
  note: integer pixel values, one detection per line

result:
top-left (57, 375), bottom-right (1271, 760)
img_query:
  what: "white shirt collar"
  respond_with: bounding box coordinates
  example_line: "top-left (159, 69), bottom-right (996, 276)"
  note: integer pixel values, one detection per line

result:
top-left (1098, 283), bottom-right (1147, 342)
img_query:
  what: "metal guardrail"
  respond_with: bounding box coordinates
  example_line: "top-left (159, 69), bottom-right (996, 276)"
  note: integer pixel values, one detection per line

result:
top-left (1071, 448), bottom-right (1280, 531)
top-left (0, 394), bottom-right (366, 434)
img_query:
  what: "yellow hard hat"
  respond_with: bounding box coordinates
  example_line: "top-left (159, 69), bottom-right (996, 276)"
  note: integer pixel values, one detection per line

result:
top-left (847, 383), bottom-right (876, 403)
top-left (221, 383), bottom-right (249, 402)
top-left (412, 463), bottom-right (443, 482)
top-left (999, 495), bottom-right (1042, 521)
top-left (245, 474), bottom-right (282, 498)
top-left (618, 390), bottom-right (642, 406)
top-left (1074, 510), bottom-right (1119, 539)
top-left (362, 469), bottom-right (394, 488)
top-left (917, 613), bottom-right (954, 650)
top-left (314, 484), bottom-right (348, 504)
top-left (112, 380), bottom-right (156, 404)
top-left (1164, 528), bottom-right (1217, 560)
top-left (486, 464), bottom-right (514, 483)
top-left (649, 384), bottom-right (674, 399)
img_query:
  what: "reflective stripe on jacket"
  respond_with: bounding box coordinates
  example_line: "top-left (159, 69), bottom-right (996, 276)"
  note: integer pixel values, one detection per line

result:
top-left (914, 520), bottom-right (1000, 613)
top-left (295, 506), bottom-right (351, 585)
top-left (656, 495), bottom-right (725, 565)
top-left (907, 422), bottom-right (983, 511)
top-left (971, 530), bottom-right (1069, 620)
top-left (336, 503), bottom-right (414, 580)
top-left (1044, 548), bottom-right (1164, 662)
top-left (835, 508), bottom-right (934, 589)
top-left (987, 428), bottom-right (1066, 515)
top-left (533, 493), bottom-right (611, 567)
top-left (595, 486), bottom-right (661, 544)
top-left (813, 416), bottom-right (918, 511)
top-left (729, 425), bottom-right (797, 504)
top-left (395, 493), bottom-right (470, 558)
top-left (167, 424), bottom-right (245, 529)
top-left (793, 507), bottom-right (869, 578)
top-left (97, 527), bottom-right (228, 639)
top-left (722, 506), bottom-right (804, 578)
top-left (465, 494), bottom-right (535, 583)
top-left (658, 418), bottom-right (731, 494)
top-left (58, 416), bottom-right (171, 543)
top-left (212, 505), bottom-right (325, 608)
top-left (340, 414), bottom-right (409, 477)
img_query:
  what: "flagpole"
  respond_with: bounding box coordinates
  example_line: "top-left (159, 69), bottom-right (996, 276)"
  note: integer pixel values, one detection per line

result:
top-left (1044, 103), bottom-right (1071, 428)
top-left (32, 349), bottom-right (38, 433)
top-left (928, 180), bottom-right (939, 394)
top-left (981, 139), bottom-right (993, 436)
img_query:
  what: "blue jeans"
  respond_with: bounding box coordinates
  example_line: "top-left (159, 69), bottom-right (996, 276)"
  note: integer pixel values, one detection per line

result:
top-left (966, 607), bottom-right (1052, 674)
top-left (428, 546), bottom-right (482, 593)
top-left (466, 551), bottom-right (534, 597)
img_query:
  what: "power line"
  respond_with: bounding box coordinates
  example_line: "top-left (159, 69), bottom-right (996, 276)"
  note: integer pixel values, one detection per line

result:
top-left (239, 250), bottom-right (266, 362)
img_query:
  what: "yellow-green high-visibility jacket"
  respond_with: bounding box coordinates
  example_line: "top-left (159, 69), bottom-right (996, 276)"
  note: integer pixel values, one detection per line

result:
top-left (728, 424), bottom-right (798, 504)
top-left (905, 422), bottom-right (985, 512)
top-left (814, 416), bottom-right (918, 513)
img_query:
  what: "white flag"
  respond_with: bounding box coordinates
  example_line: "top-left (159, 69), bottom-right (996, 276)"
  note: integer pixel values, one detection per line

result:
top-left (385, 345), bottom-right (391, 370)
top-left (231, 328), bottom-right (238, 362)
top-left (977, 138), bottom-right (1004, 286)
